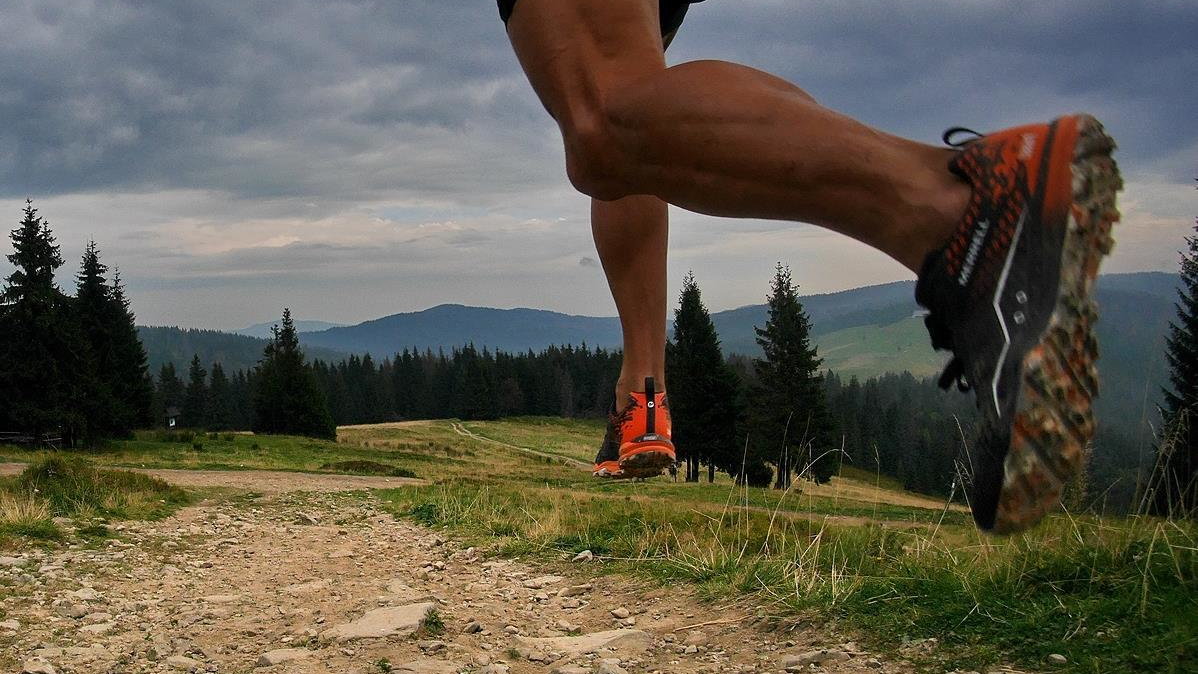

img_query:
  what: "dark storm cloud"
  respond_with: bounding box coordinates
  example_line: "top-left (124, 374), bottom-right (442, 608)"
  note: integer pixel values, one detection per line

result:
top-left (0, 1), bottom-right (555, 201)
top-left (3, 1), bottom-right (1193, 201)
top-left (0, 0), bottom-right (1193, 328)
top-left (672, 1), bottom-right (1198, 173)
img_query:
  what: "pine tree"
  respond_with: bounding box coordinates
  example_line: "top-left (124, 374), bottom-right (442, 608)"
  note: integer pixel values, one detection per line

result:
top-left (108, 270), bottom-right (154, 429)
top-left (252, 309), bottom-right (335, 439)
top-left (73, 241), bottom-right (120, 441)
top-left (750, 263), bottom-right (837, 488)
top-left (207, 362), bottom-right (233, 431)
top-left (666, 272), bottom-right (745, 482)
top-left (457, 343), bottom-right (497, 420)
top-left (156, 362), bottom-right (185, 421)
top-left (233, 369), bottom-right (253, 429)
top-left (0, 201), bottom-right (87, 444)
top-left (1153, 215), bottom-right (1198, 517)
top-left (182, 355), bottom-right (208, 428)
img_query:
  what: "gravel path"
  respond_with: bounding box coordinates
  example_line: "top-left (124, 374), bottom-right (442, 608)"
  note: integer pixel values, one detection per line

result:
top-left (0, 471), bottom-right (935, 674)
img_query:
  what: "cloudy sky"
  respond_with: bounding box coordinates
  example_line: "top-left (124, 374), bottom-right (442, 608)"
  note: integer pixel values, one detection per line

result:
top-left (1, 1), bottom-right (1195, 329)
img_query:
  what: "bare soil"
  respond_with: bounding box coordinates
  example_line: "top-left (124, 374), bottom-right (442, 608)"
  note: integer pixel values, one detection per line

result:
top-left (0, 469), bottom-right (933, 674)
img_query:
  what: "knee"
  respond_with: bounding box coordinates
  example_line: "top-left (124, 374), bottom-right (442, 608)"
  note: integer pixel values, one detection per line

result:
top-left (561, 111), bottom-right (632, 201)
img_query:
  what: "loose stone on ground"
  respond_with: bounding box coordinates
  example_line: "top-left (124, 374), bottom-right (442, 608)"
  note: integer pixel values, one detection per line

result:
top-left (0, 470), bottom-right (914, 674)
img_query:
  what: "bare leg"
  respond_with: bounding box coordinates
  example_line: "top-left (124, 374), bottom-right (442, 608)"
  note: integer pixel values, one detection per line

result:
top-left (506, 0), bottom-right (969, 272)
top-left (592, 195), bottom-right (668, 401)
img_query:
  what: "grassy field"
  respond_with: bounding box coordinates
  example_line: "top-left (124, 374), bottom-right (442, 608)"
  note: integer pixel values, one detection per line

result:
top-left (1, 417), bottom-right (1194, 672)
top-left (817, 315), bottom-right (948, 379)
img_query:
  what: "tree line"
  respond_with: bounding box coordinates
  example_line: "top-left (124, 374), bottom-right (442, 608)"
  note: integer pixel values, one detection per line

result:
top-left (158, 335), bottom-right (623, 433)
top-left (0, 201), bottom-right (153, 446)
top-left (6, 201), bottom-right (1191, 512)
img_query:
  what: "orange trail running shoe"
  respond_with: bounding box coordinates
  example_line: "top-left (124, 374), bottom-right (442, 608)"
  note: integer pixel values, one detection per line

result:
top-left (592, 376), bottom-right (676, 479)
top-left (916, 114), bottom-right (1121, 534)
top-left (592, 407), bottom-right (626, 479)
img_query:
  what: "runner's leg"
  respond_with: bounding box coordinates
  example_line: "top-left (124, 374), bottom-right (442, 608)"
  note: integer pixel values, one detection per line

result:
top-left (505, 0), bottom-right (969, 272)
top-left (591, 195), bottom-right (668, 402)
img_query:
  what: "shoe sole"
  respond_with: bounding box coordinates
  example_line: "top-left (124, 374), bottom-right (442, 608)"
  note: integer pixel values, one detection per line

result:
top-left (593, 461), bottom-right (630, 480)
top-left (992, 115), bottom-right (1121, 534)
top-left (618, 443), bottom-right (676, 479)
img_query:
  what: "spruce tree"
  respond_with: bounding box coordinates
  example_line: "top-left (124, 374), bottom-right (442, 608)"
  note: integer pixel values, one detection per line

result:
top-left (666, 272), bottom-right (745, 483)
top-left (0, 201), bottom-right (86, 443)
top-left (750, 263), bottom-right (837, 488)
top-left (109, 270), bottom-right (154, 429)
top-left (458, 343), bottom-right (497, 420)
top-left (1153, 216), bottom-right (1198, 517)
top-left (252, 309), bottom-right (335, 439)
top-left (207, 362), bottom-right (233, 431)
top-left (182, 355), bottom-right (208, 428)
top-left (73, 241), bottom-right (120, 441)
top-left (156, 362), bottom-right (185, 423)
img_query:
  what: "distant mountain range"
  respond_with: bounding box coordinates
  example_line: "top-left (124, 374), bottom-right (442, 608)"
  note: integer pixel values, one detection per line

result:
top-left (279, 272), bottom-right (1175, 376)
top-left (142, 272), bottom-right (1180, 422)
top-left (137, 327), bottom-right (347, 376)
top-left (235, 320), bottom-right (345, 340)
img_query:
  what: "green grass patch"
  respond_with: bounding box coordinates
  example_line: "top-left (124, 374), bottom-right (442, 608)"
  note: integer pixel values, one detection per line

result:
top-left (378, 480), bottom-right (1197, 674)
top-left (461, 417), bottom-right (605, 463)
top-left (0, 456), bottom-right (193, 548)
top-left (16, 455), bottom-right (190, 521)
top-left (320, 460), bottom-right (417, 478)
top-left (417, 608), bottom-right (446, 637)
top-left (1, 430), bottom-right (433, 477)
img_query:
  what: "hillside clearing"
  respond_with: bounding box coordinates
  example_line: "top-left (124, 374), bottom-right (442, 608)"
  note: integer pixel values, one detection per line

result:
top-left (0, 417), bottom-right (1192, 672)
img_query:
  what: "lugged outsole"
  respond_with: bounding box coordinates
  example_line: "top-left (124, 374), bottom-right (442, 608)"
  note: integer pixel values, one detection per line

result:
top-left (991, 115), bottom-right (1122, 534)
top-left (618, 446), bottom-right (675, 479)
top-left (593, 461), bottom-right (631, 480)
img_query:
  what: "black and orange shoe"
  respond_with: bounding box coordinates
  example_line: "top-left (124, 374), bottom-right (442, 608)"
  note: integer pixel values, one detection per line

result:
top-left (592, 377), bottom-right (676, 479)
top-left (592, 405), bottom-right (626, 479)
top-left (916, 114), bottom-right (1121, 534)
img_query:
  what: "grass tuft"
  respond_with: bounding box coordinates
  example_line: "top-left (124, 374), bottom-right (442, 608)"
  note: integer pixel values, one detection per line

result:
top-left (320, 460), bottom-right (417, 478)
top-left (15, 455), bottom-right (191, 521)
top-left (0, 491), bottom-right (61, 541)
top-left (416, 608), bottom-right (445, 637)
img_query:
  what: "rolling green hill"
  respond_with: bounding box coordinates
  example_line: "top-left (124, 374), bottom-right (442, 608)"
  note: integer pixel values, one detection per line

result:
top-left (816, 314), bottom-right (948, 379)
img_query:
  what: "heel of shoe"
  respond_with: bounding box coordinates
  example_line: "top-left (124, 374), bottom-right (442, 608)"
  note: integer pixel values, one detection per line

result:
top-left (618, 442), bottom-right (675, 478)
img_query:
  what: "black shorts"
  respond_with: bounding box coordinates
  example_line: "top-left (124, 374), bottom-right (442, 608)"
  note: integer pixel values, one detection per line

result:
top-left (497, 0), bottom-right (703, 38)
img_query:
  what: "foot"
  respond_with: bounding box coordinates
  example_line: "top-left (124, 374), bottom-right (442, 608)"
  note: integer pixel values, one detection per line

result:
top-left (593, 397), bottom-right (627, 479)
top-left (916, 114), bottom-right (1121, 534)
top-left (592, 418), bottom-right (625, 479)
top-left (593, 376), bottom-right (676, 479)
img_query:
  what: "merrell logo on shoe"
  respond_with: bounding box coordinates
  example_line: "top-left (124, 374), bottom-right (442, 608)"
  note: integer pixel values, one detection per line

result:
top-left (959, 219), bottom-right (990, 286)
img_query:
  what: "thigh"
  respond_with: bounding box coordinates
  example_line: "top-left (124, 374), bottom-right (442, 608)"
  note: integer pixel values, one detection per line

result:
top-left (505, 0), bottom-right (667, 127)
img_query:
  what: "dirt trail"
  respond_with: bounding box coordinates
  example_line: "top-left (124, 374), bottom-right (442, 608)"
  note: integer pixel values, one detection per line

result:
top-left (449, 423), bottom-right (592, 470)
top-left (0, 471), bottom-right (933, 674)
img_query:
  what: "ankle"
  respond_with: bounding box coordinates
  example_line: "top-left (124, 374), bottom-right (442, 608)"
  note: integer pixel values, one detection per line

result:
top-left (615, 374), bottom-right (665, 403)
top-left (893, 148), bottom-right (970, 272)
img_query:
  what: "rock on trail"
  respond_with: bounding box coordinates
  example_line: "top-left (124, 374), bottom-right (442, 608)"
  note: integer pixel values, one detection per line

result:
top-left (516, 629), bottom-right (653, 658)
top-left (320, 602), bottom-right (436, 642)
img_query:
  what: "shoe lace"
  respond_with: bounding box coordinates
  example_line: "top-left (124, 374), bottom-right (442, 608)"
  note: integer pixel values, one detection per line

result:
top-left (942, 126), bottom-right (983, 148)
top-left (925, 311), bottom-right (971, 392)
